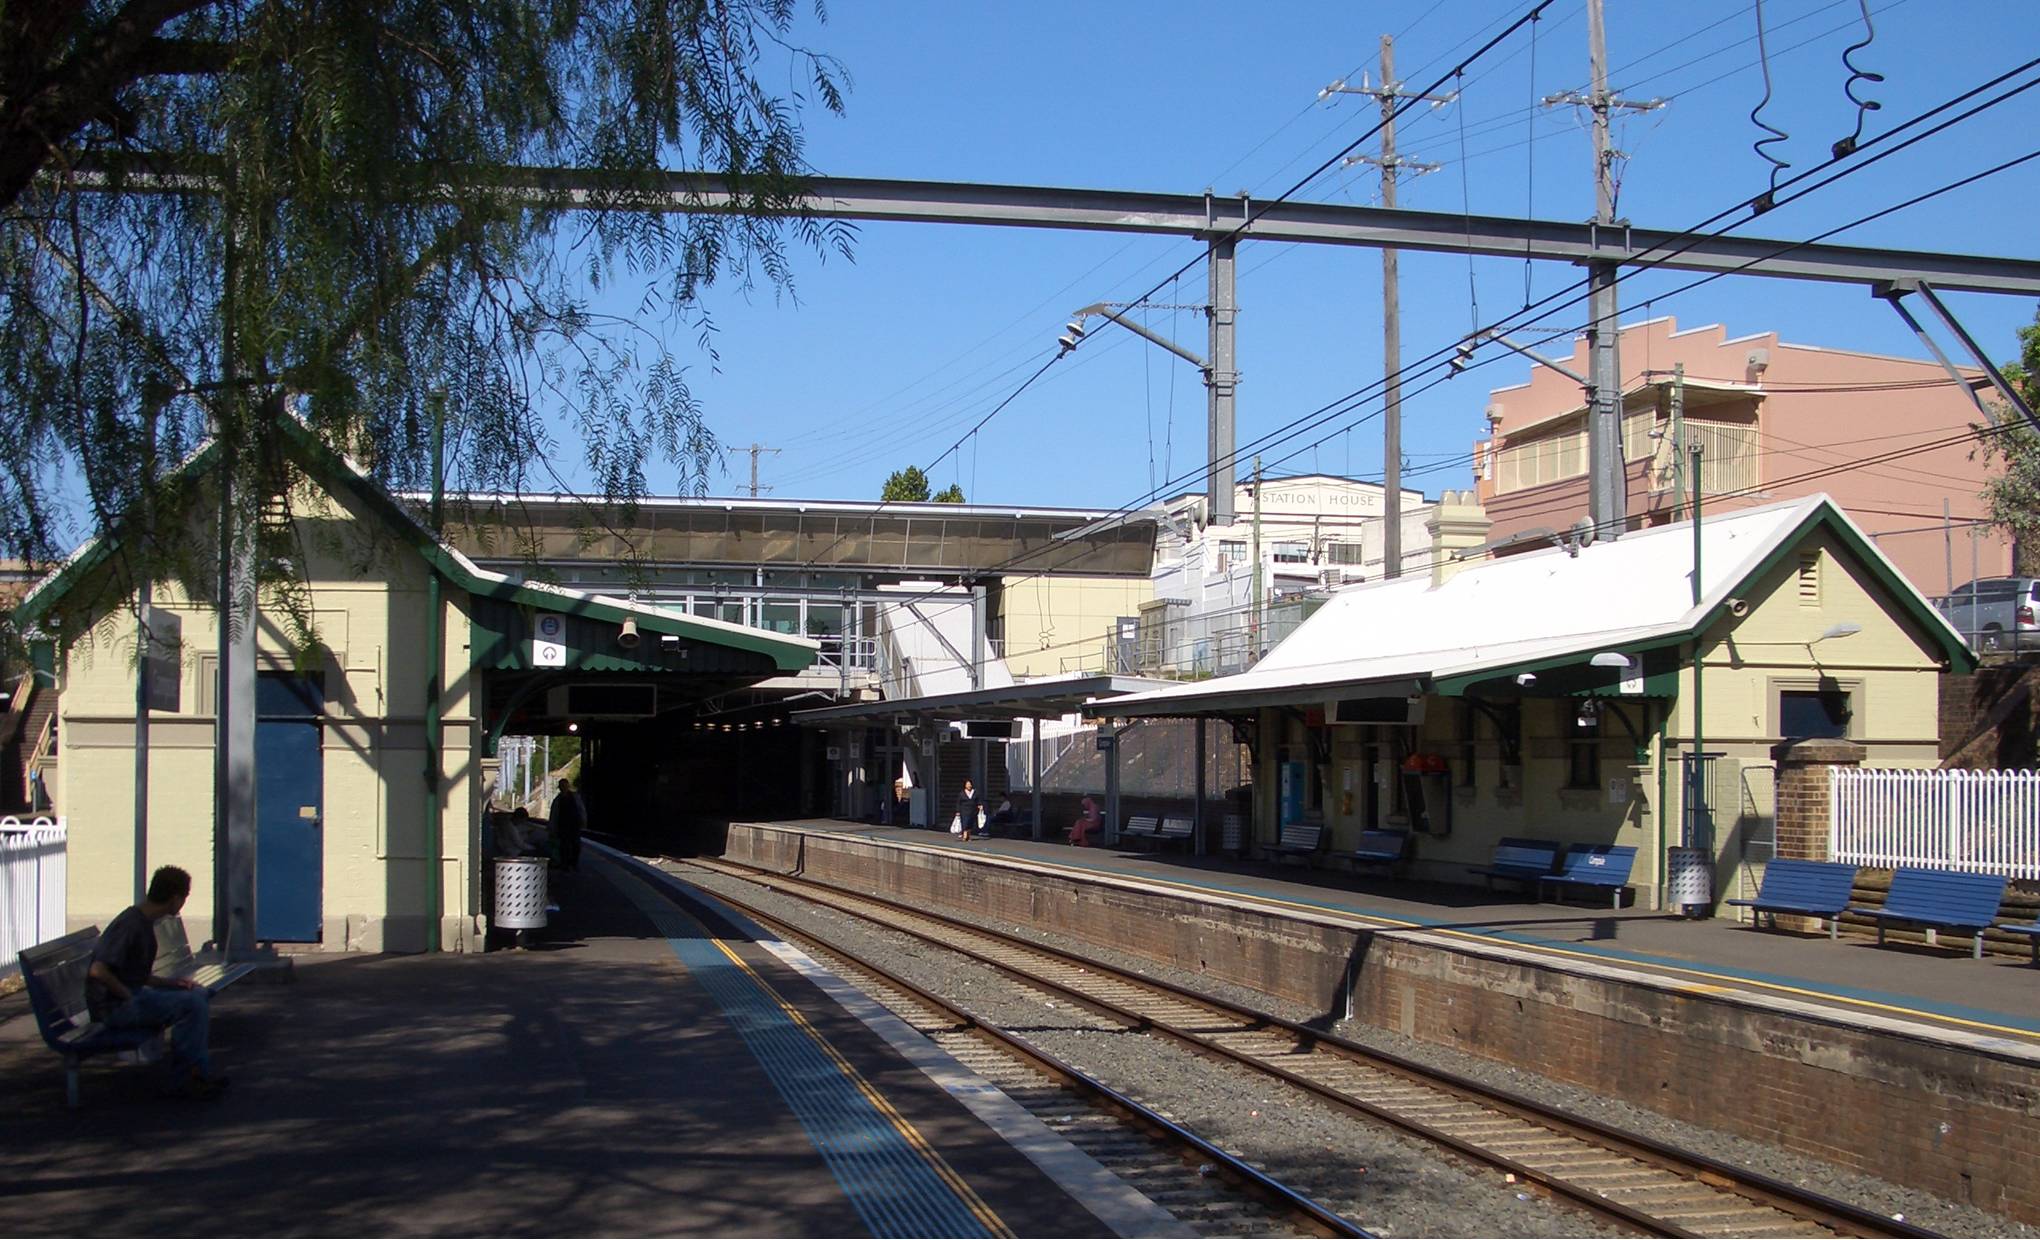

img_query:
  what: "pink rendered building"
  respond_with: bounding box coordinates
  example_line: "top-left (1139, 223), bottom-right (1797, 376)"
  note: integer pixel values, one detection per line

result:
top-left (1471, 316), bottom-right (2012, 594)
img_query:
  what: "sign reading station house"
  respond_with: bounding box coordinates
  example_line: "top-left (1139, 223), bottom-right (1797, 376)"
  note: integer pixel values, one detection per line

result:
top-left (532, 613), bottom-right (567, 668)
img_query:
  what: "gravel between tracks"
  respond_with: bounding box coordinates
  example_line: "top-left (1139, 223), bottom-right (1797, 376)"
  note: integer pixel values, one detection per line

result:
top-left (669, 860), bottom-right (2035, 1240)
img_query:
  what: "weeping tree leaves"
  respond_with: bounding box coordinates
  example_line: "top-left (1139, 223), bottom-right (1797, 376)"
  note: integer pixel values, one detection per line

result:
top-left (1, 0), bottom-right (854, 638)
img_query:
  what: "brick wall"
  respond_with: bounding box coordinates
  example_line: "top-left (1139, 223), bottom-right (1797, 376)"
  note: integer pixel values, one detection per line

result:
top-left (1940, 661), bottom-right (2039, 769)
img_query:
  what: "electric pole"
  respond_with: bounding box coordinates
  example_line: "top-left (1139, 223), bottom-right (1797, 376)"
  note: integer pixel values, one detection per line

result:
top-left (1325, 37), bottom-right (1451, 579)
top-left (1543, 0), bottom-right (1663, 542)
top-left (743, 443), bottom-right (779, 497)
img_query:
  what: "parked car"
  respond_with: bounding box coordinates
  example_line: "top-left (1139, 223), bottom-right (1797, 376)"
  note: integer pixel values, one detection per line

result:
top-left (1936, 576), bottom-right (2039, 651)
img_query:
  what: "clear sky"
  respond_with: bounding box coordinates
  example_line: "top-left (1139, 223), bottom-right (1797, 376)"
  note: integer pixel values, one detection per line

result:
top-left (575, 2), bottom-right (2040, 513)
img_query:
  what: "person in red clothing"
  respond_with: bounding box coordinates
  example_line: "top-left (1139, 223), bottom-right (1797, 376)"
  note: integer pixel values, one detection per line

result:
top-left (1067, 796), bottom-right (1101, 847)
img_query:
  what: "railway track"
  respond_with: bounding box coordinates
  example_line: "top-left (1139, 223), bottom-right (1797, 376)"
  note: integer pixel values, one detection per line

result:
top-left (618, 851), bottom-right (1369, 1238)
top-left (678, 854), bottom-right (1935, 1240)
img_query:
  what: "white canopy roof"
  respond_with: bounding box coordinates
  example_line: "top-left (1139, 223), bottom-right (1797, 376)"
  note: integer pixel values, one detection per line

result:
top-left (1103, 493), bottom-right (1966, 716)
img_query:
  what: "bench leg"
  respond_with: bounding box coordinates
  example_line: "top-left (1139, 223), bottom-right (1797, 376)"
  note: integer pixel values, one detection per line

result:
top-left (1974, 932), bottom-right (1984, 960)
top-left (1828, 916), bottom-right (1838, 940)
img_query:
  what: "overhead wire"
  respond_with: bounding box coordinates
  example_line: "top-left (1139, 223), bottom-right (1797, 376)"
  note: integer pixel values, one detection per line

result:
top-left (739, 42), bottom-right (2040, 666)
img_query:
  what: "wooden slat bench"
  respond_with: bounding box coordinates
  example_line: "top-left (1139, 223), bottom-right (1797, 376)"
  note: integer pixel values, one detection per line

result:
top-left (1468, 837), bottom-right (1563, 893)
top-left (1725, 859), bottom-right (1859, 938)
top-left (1539, 844), bottom-right (1638, 909)
top-left (1119, 815), bottom-right (1160, 846)
top-left (155, 917), bottom-right (261, 993)
top-left (18, 928), bottom-right (162, 1107)
top-left (1846, 867), bottom-right (2007, 959)
top-left (1334, 828), bottom-right (1409, 876)
top-left (1268, 821), bottom-right (1324, 860)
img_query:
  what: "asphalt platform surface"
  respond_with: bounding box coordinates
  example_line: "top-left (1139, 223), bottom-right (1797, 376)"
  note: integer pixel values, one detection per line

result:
top-left (0, 856), bottom-right (1150, 1237)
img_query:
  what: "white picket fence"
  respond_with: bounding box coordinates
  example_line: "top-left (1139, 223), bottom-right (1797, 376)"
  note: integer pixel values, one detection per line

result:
top-left (1830, 768), bottom-right (2040, 880)
top-left (2, 816), bottom-right (67, 976)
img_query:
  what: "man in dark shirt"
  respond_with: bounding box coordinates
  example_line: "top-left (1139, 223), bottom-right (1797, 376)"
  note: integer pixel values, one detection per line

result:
top-left (551, 778), bottom-right (586, 871)
top-left (88, 866), bottom-right (226, 1097)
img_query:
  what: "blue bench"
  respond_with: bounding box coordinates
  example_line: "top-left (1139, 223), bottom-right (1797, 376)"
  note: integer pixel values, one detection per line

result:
top-left (1268, 820), bottom-right (1324, 859)
top-left (1468, 837), bottom-right (1563, 893)
top-left (1847, 867), bottom-right (2007, 958)
top-left (1726, 859), bottom-right (1859, 939)
top-left (19, 928), bottom-right (163, 1107)
top-left (1540, 844), bottom-right (1637, 909)
top-left (2002, 921), bottom-right (2040, 965)
top-left (1336, 828), bottom-right (1409, 876)
top-left (1156, 816), bottom-right (1194, 850)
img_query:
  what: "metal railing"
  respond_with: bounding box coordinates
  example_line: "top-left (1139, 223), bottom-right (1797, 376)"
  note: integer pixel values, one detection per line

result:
top-left (1830, 767), bottom-right (2040, 880)
top-left (2, 816), bottom-right (66, 976)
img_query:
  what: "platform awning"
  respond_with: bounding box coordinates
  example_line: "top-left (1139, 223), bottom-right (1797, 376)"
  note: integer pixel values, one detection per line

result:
top-left (792, 673), bottom-right (1177, 726)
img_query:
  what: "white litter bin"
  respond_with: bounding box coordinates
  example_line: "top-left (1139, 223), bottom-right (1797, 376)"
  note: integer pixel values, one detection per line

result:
top-left (494, 856), bottom-right (549, 931)
top-left (1666, 846), bottom-right (1712, 915)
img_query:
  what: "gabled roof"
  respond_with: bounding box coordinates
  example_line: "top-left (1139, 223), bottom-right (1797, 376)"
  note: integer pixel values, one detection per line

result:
top-left (18, 417), bottom-right (817, 673)
top-left (1106, 494), bottom-right (1974, 717)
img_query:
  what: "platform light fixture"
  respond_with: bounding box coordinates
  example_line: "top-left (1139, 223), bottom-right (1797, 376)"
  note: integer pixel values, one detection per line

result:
top-left (1814, 621), bottom-right (1863, 643)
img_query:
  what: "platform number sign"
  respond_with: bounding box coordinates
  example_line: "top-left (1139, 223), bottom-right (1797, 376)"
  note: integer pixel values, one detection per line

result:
top-left (533, 614), bottom-right (567, 668)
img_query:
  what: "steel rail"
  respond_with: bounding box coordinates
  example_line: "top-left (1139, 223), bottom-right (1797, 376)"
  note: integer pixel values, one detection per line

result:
top-left (696, 856), bottom-right (1937, 1240)
top-left (614, 851), bottom-right (1370, 1239)
top-left (60, 159), bottom-right (2040, 295)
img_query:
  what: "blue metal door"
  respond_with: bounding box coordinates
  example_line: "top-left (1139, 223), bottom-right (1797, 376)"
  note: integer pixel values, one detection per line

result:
top-left (256, 673), bottom-right (324, 942)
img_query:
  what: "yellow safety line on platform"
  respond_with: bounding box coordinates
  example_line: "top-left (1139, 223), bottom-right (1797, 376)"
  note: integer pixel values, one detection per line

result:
top-left (703, 934), bottom-right (1015, 1239)
top-left (1006, 855), bottom-right (2040, 1045)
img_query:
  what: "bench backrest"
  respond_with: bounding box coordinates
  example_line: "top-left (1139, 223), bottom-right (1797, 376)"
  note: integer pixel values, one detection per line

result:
top-left (1553, 844), bottom-right (1637, 884)
top-left (1489, 837), bottom-right (1563, 873)
top-left (1356, 829), bottom-right (1409, 857)
top-left (1278, 821), bottom-right (1323, 851)
top-left (154, 916), bottom-right (198, 973)
top-left (1880, 867), bottom-right (2007, 926)
top-left (1754, 859), bottom-right (1858, 911)
top-left (18, 927), bottom-right (102, 1045)
top-left (1124, 815), bottom-right (1158, 836)
top-left (1158, 816), bottom-right (1193, 840)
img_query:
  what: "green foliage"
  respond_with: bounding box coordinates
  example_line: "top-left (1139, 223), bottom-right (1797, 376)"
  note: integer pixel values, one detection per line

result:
top-left (1, 0), bottom-right (852, 637)
top-left (932, 483), bottom-right (965, 503)
top-left (881, 466), bottom-right (930, 502)
top-left (1979, 307), bottom-right (2040, 573)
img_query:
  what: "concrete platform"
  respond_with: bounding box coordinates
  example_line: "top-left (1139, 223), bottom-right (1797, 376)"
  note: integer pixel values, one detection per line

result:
top-left (0, 850), bottom-right (1181, 1238)
top-left (767, 818), bottom-right (2040, 1041)
top-left (711, 818), bottom-right (2040, 1221)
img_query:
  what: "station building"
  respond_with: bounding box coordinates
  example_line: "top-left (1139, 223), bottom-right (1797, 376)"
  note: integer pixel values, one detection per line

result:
top-left (20, 422), bottom-right (818, 952)
top-left (1104, 490), bottom-right (1976, 910)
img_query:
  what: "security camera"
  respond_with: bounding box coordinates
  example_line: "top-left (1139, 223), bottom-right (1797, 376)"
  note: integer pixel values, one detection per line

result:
top-left (617, 617), bottom-right (640, 649)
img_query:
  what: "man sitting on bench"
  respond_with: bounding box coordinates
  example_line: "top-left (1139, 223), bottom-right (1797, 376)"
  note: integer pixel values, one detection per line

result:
top-left (87, 866), bottom-right (229, 1098)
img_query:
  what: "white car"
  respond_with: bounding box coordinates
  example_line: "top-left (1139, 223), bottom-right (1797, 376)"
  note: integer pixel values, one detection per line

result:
top-left (1936, 577), bottom-right (2039, 651)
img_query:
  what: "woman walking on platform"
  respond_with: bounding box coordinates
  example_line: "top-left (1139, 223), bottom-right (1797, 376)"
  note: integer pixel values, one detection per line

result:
top-left (956, 779), bottom-right (983, 843)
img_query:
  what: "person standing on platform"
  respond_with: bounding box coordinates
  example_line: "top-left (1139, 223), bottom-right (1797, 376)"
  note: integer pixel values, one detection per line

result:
top-left (956, 778), bottom-right (983, 842)
top-left (87, 865), bottom-right (227, 1098)
top-left (552, 777), bottom-right (587, 871)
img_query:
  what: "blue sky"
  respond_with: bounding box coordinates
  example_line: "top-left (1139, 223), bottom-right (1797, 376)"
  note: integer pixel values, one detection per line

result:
top-left (595, 1), bottom-right (2040, 511)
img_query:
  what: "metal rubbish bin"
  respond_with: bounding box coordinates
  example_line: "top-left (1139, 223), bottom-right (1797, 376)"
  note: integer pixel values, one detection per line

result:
top-left (494, 856), bottom-right (549, 931)
top-left (1666, 846), bottom-right (1712, 915)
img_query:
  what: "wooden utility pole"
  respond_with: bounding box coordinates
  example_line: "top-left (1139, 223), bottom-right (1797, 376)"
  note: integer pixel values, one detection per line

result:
top-left (1326, 37), bottom-right (1451, 579)
top-left (744, 443), bottom-right (779, 497)
top-left (1544, 0), bottom-right (1663, 541)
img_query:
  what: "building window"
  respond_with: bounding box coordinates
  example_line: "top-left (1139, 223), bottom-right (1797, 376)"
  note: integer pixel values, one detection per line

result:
top-left (1272, 541), bottom-right (1310, 563)
top-left (1566, 702), bottom-right (1601, 789)
top-left (1780, 686), bottom-right (1851, 739)
top-left (1324, 541), bottom-right (1368, 566)
top-left (1688, 414), bottom-right (1760, 494)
